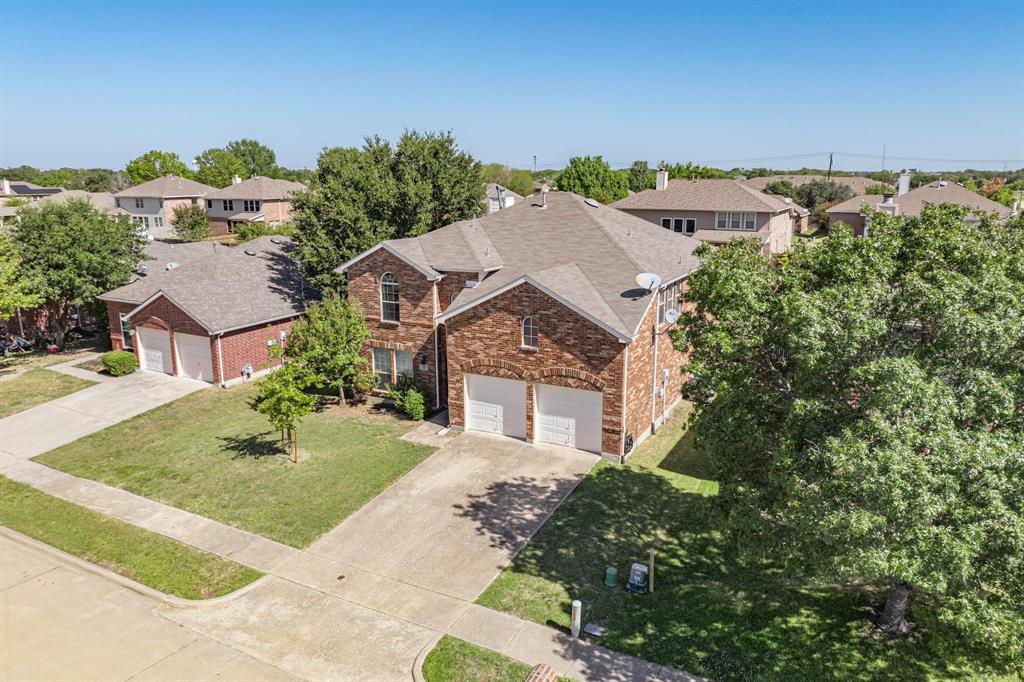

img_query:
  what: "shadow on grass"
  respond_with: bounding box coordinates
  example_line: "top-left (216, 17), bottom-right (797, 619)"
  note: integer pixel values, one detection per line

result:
top-left (219, 432), bottom-right (285, 460)
top-left (466, 429), bottom-right (975, 681)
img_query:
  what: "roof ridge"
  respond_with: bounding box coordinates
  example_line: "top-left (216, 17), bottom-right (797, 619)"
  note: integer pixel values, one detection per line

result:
top-left (568, 193), bottom-right (646, 274)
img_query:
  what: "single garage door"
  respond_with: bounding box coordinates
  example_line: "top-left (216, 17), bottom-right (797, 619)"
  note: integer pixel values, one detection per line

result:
top-left (535, 384), bottom-right (604, 453)
top-left (175, 333), bottom-right (214, 382)
top-left (465, 374), bottom-right (527, 439)
top-left (136, 327), bottom-right (173, 375)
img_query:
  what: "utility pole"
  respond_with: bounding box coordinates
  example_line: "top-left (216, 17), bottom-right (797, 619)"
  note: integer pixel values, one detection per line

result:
top-left (881, 145), bottom-right (886, 171)
top-left (826, 152), bottom-right (834, 182)
top-left (533, 155), bottom-right (537, 174)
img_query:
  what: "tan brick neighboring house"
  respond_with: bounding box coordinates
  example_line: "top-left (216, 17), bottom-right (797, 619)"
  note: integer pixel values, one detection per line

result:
top-left (826, 178), bottom-right (1015, 236)
top-left (612, 172), bottom-right (797, 255)
top-left (337, 192), bottom-right (702, 460)
top-left (98, 237), bottom-right (312, 385)
top-left (203, 176), bottom-right (305, 236)
top-left (114, 175), bottom-right (215, 238)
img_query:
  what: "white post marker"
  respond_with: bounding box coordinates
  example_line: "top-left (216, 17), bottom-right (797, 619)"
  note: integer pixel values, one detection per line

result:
top-left (570, 599), bottom-right (582, 638)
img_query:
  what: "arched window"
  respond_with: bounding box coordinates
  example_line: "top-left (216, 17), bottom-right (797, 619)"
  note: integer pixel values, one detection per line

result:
top-left (521, 316), bottom-right (538, 349)
top-left (380, 273), bottom-right (399, 322)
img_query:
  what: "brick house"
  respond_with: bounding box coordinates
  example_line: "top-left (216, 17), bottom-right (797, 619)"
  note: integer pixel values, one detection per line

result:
top-left (203, 176), bottom-right (305, 237)
top-left (613, 171), bottom-right (798, 254)
top-left (98, 237), bottom-right (312, 385)
top-left (337, 192), bottom-right (701, 460)
top-left (114, 175), bottom-right (215, 238)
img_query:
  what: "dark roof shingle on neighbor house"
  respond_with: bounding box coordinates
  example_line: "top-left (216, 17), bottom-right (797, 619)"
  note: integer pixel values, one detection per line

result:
top-left (612, 178), bottom-right (794, 213)
top-left (101, 237), bottom-right (313, 333)
top-left (826, 181), bottom-right (1013, 219)
top-left (338, 192), bottom-right (702, 341)
top-left (115, 175), bottom-right (216, 199)
top-left (205, 176), bottom-right (305, 201)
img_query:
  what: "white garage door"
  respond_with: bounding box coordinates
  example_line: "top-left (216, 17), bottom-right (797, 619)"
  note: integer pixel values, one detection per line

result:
top-left (136, 327), bottom-right (173, 375)
top-left (175, 333), bottom-right (214, 382)
top-left (535, 384), bottom-right (604, 453)
top-left (465, 374), bottom-right (527, 439)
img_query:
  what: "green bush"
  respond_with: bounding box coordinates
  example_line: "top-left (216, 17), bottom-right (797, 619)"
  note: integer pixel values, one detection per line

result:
top-left (348, 367), bottom-right (379, 399)
top-left (100, 350), bottom-right (136, 376)
top-left (236, 222), bottom-right (295, 242)
top-left (387, 374), bottom-right (430, 420)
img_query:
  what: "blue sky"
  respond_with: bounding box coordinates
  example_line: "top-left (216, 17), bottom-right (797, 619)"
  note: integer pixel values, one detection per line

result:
top-left (2, 0), bottom-right (1022, 172)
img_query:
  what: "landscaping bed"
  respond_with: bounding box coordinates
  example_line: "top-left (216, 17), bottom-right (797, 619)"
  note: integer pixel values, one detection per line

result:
top-left (0, 369), bottom-right (95, 419)
top-left (34, 384), bottom-right (435, 547)
top-left (0, 476), bottom-right (261, 599)
top-left (475, 406), bottom-right (1006, 681)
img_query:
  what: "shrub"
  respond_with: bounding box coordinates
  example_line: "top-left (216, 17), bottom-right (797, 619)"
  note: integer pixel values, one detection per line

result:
top-left (348, 366), bottom-right (378, 400)
top-left (171, 203), bottom-right (211, 241)
top-left (236, 222), bottom-right (295, 242)
top-left (100, 350), bottom-right (136, 376)
top-left (400, 388), bottom-right (426, 420)
top-left (387, 374), bottom-right (430, 420)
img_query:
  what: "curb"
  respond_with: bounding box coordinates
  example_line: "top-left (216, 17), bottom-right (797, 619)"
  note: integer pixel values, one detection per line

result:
top-left (411, 631), bottom-right (443, 682)
top-left (1, 526), bottom-right (271, 608)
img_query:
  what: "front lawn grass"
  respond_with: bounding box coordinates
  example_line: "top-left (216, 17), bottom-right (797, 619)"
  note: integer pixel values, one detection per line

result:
top-left (0, 369), bottom-right (95, 418)
top-left (0, 476), bottom-right (261, 599)
top-left (476, 404), bottom-right (1009, 681)
top-left (422, 636), bottom-right (571, 682)
top-left (35, 384), bottom-right (434, 547)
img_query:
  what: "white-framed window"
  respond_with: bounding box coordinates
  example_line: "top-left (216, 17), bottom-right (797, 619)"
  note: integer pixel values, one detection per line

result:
top-left (154, 216), bottom-right (163, 227)
top-left (715, 211), bottom-right (757, 231)
top-left (223, 200), bottom-right (234, 211)
top-left (673, 218), bottom-right (684, 233)
top-left (395, 350), bottom-right (413, 378)
top-left (119, 313), bottom-right (134, 349)
top-left (206, 200), bottom-right (213, 209)
top-left (142, 216), bottom-right (150, 228)
top-left (521, 316), bottom-right (538, 349)
top-left (380, 273), bottom-right (399, 322)
top-left (244, 199), bottom-right (261, 212)
top-left (134, 198), bottom-right (144, 209)
top-left (372, 347), bottom-right (391, 387)
top-left (657, 290), bottom-right (666, 324)
top-left (660, 217), bottom-right (672, 229)
top-left (658, 280), bottom-right (683, 325)
top-left (684, 218), bottom-right (696, 235)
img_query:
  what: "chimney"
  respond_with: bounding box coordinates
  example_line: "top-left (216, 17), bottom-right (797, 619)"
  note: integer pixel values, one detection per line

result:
top-left (232, 175), bottom-right (242, 185)
top-left (2, 178), bottom-right (10, 195)
top-left (897, 171), bottom-right (911, 197)
top-left (876, 193), bottom-right (899, 216)
top-left (655, 170), bottom-right (669, 190)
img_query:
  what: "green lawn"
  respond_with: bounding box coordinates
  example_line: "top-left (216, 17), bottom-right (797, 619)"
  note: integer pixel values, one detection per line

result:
top-left (422, 636), bottom-right (571, 682)
top-left (476, 405), bottom-right (1010, 682)
top-left (35, 385), bottom-right (434, 547)
top-left (0, 369), bottom-right (95, 418)
top-left (0, 476), bottom-right (261, 599)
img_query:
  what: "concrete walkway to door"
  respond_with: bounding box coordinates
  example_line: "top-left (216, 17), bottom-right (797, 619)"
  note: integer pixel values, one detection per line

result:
top-left (0, 369), bottom-right (206, 462)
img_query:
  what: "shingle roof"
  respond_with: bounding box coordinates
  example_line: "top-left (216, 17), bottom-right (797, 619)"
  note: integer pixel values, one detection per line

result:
top-left (40, 190), bottom-right (126, 215)
top-left (115, 175), bottom-right (215, 199)
top-left (612, 178), bottom-right (792, 212)
top-left (742, 174), bottom-right (880, 195)
top-left (341, 192), bottom-right (702, 340)
top-left (99, 240), bottom-right (221, 304)
top-left (826, 181), bottom-right (1013, 218)
top-left (205, 177), bottom-right (305, 201)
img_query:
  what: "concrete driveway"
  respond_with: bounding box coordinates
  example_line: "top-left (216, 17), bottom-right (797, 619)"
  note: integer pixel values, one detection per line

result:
top-left (0, 370), bottom-right (205, 462)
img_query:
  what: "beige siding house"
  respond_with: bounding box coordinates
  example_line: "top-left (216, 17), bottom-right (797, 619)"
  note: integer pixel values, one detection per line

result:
top-left (114, 175), bottom-right (215, 238)
top-left (203, 176), bottom-right (305, 236)
top-left (612, 172), bottom-right (797, 255)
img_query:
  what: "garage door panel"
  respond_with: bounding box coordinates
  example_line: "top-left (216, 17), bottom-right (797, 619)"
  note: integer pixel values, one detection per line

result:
top-left (535, 384), bottom-right (603, 454)
top-left (465, 374), bottom-right (526, 439)
top-left (136, 328), bottom-right (172, 375)
top-left (175, 333), bottom-right (214, 382)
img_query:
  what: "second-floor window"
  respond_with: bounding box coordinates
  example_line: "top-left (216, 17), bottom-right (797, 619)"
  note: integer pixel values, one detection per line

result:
top-left (658, 280), bottom-right (684, 324)
top-left (223, 200), bottom-right (234, 211)
top-left (521, 316), bottom-right (538, 348)
top-left (380, 273), bottom-right (399, 322)
top-left (207, 200), bottom-right (213, 209)
top-left (134, 198), bottom-right (144, 209)
top-left (244, 199), bottom-right (262, 212)
top-left (715, 211), bottom-right (757, 231)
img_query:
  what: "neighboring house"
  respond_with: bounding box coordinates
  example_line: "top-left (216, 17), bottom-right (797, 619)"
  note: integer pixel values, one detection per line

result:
top-left (113, 175), bottom-right (215, 238)
top-left (98, 237), bottom-right (312, 385)
top-left (742, 174), bottom-right (881, 195)
top-left (826, 178), bottom-right (1015, 236)
top-left (203, 176), bottom-right (305, 236)
top-left (612, 171), bottom-right (796, 254)
top-left (337, 191), bottom-right (702, 460)
top-left (39, 190), bottom-right (128, 218)
top-left (1, 178), bottom-right (64, 228)
top-left (485, 183), bottom-right (523, 213)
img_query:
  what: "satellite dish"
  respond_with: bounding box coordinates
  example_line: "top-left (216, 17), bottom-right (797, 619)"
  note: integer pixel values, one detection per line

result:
top-left (635, 272), bottom-right (662, 291)
top-left (665, 308), bottom-right (681, 324)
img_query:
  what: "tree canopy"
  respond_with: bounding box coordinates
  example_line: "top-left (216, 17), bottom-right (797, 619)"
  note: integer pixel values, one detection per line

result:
top-left (253, 361), bottom-right (316, 463)
top-left (195, 148), bottom-right (247, 188)
top-left (12, 200), bottom-right (147, 347)
top-left (626, 160), bottom-right (654, 192)
top-left (171, 203), bottom-right (212, 241)
top-left (0, 234), bottom-right (41, 320)
top-left (124, 150), bottom-right (191, 185)
top-left (555, 155), bottom-right (628, 204)
top-left (481, 163), bottom-right (534, 198)
top-left (292, 130), bottom-right (483, 288)
top-left (225, 138), bottom-right (278, 178)
top-left (675, 205), bottom-right (1024, 672)
top-left (794, 178), bottom-right (854, 210)
top-left (762, 179), bottom-right (796, 198)
top-left (663, 161), bottom-right (729, 180)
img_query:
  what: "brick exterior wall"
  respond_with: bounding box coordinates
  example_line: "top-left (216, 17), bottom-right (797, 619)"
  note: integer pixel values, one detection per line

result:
top-left (346, 249), bottom-right (442, 404)
top-left (262, 199), bottom-right (293, 225)
top-left (105, 301), bottom-right (137, 350)
top-left (436, 271), bottom-right (479, 313)
top-left (444, 282), bottom-right (626, 456)
top-left (209, 218), bottom-right (231, 237)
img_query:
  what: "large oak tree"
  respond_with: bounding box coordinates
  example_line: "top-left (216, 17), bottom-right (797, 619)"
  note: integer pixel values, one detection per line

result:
top-left (675, 205), bottom-right (1024, 672)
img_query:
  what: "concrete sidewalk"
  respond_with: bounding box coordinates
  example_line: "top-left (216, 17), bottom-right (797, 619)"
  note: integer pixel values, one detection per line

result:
top-left (45, 352), bottom-right (113, 383)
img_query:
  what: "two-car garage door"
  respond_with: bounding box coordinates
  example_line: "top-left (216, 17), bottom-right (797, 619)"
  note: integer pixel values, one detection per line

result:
top-left (135, 328), bottom-right (213, 382)
top-left (464, 373), bottom-right (603, 454)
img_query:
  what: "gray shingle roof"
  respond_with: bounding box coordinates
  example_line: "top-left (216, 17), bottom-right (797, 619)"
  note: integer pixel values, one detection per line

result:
top-left (612, 178), bottom-right (792, 212)
top-left (205, 177), bottom-right (305, 201)
top-left (99, 240), bottom-right (221, 304)
top-left (102, 237), bottom-right (312, 333)
top-left (115, 175), bottom-right (215, 198)
top-left (40, 190), bottom-right (126, 215)
top-left (826, 181), bottom-right (1013, 218)
top-left (742, 174), bottom-right (880, 195)
top-left (341, 192), bottom-right (702, 340)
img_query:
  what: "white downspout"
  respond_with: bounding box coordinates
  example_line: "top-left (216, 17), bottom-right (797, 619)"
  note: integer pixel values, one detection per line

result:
top-left (620, 341), bottom-right (629, 461)
top-left (431, 280), bottom-right (441, 409)
top-left (650, 319), bottom-right (658, 434)
top-left (216, 333), bottom-right (226, 387)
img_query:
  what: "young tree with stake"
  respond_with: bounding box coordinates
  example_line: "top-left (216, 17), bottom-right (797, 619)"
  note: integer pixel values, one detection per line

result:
top-left (253, 362), bottom-right (316, 463)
